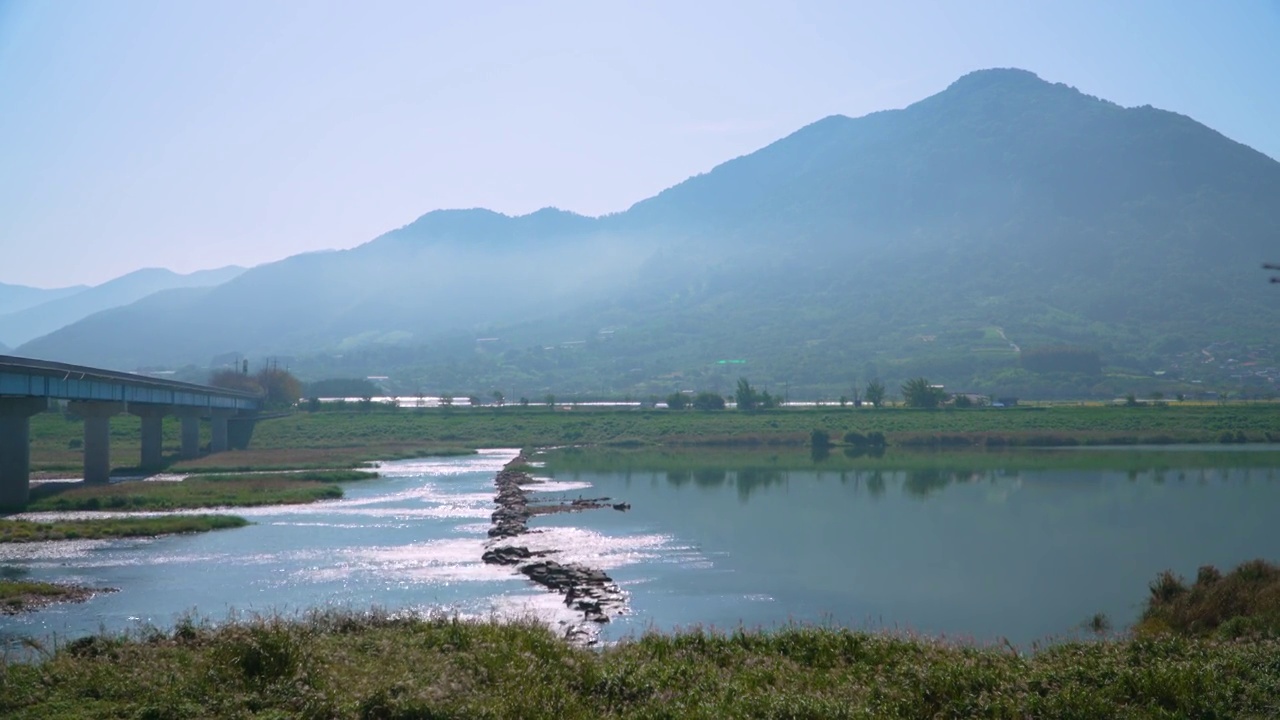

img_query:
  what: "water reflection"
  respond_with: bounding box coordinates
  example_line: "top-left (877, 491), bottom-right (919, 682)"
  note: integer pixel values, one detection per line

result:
top-left (540, 446), bottom-right (1280, 645)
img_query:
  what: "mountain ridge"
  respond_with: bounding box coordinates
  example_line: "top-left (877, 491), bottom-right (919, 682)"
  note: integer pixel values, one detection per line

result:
top-left (19, 68), bottom-right (1280, 398)
top-left (0, 265), bottom-right (247, 347)
top-left (0, 282), bottom-right (88, 317)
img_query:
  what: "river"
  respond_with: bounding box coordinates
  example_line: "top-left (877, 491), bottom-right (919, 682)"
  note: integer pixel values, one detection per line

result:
top-left (4, 446), bottom-right (1280, 647)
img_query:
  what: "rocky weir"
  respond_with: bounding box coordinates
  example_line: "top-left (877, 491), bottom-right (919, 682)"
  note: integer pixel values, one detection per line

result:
top-left (483, 453), bottom-right (629, 641)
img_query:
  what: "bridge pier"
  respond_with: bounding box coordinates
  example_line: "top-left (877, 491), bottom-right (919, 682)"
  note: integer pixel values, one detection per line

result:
top-left (210, 409), bottom-right (234, 453)
top-left (131, 405), bottom-right (169, 470)
top-left (70, 401), bottom-right (124, 484)
top-left (178, 411), bottom-right (202, 459)
top-left (228, 412), bottom-right (259, 450)
top-left (0, 398), bottom-right (47, 509)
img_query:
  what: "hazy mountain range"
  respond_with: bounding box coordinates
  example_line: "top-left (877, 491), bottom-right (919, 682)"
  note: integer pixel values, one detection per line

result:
top-left (11, 69), bottom-right (1280, 399)
top-left (0, 266), bottom-right (245, 348)
top-left (0, 282), bottom-right (87, 316)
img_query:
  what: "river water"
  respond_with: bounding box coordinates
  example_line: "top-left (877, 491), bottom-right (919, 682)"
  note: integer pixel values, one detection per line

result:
top-left (4, 446), bottom-right (1280, 647)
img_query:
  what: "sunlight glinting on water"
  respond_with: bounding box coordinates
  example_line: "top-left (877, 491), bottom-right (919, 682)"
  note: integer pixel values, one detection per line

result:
top-left (0, 446), bottom-right (704, 646)
top-left (517, 525), bottom-right (680, 571)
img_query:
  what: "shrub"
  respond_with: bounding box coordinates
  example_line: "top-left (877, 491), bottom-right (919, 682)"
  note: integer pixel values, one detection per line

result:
top-left (692, 392), bottom-right (725, 411)
top-left (1139, 559), bottom-right (1280, 639)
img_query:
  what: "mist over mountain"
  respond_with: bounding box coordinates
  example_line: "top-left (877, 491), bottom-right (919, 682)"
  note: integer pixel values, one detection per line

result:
top-left (18, 211), bottom-right (649, 368)
top-left (20, 69), bottom-right (1280, 398)
top-left (0, 282), bottom-right (87, 317)
top-left (0, 266), bottom-right (246, 347)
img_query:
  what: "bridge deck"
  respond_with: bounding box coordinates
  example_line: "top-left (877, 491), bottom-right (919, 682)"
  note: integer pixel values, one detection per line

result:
top-left (0, 355), bottom-right (260, 411)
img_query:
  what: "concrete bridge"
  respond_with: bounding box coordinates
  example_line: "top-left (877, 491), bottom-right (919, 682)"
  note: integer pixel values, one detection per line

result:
top-left (0, 355), bottom-right (261, 508)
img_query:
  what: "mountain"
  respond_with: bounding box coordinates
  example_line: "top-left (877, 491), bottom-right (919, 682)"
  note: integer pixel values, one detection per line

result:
top-left (0, 282), bottom-right (87, 317)
top-left (0, 266), bottom-right (246, 347)
top-left (21, 69), bottom-right (1280, 398)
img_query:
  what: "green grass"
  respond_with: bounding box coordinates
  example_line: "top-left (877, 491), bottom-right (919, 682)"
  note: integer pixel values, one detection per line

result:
top-left (0, 580), bottom-right (81, 603)
top-left (0, 580), bottom-right (106, 614)
top-left (0, 515), bottom-right (248, 543)
top-left (0, 580), bottom-right (85, 609)
top-left (197, 469), bottom-right (379, 483)
top-left (26, 476), bottom-right (343, 512)
top-left (2, 611), bottom-right (1278, 718)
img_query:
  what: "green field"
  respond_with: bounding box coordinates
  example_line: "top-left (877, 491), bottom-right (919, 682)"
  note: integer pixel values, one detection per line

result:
top-left (26, 403), bottom-right (1280, 476)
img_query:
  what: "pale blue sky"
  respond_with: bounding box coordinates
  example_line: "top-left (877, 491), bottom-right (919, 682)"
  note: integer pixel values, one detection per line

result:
top-left (1, 0), bottom-right (1277, 287)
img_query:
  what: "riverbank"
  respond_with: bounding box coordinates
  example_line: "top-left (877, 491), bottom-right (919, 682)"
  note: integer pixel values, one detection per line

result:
top-left (0, 515), bottom-right (248, 542)
top-left (24, 471), bottom-right (377, 512)
top-left (0, 580), bottom-right (114, 615)
top-left (26, 403), bottom-right (1280, 475)
top-left (1, 609), bottom-right (1276, 718)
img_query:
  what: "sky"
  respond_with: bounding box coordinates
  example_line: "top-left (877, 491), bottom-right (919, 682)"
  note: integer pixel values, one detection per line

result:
top-left (1, 0), bottom-right (1277, 288)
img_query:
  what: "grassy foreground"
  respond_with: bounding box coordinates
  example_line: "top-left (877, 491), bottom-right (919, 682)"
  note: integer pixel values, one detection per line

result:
top-left (0, 515), bottom-right (248, 543)
top-left (2, 611), bottom-right (1278, 719)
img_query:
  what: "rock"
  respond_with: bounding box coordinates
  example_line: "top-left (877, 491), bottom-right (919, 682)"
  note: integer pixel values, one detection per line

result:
top-left (482, 546), bottom-right (533, 565)
top-left (485, 453), bottom-right (629, 635)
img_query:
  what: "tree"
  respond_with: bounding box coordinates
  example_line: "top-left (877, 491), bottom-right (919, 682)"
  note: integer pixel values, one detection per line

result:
top-left (544, 394), bottom-right (556, 408)
top-left (440, 393), bottom-right (454, 409)
top-left (735, 378), bottom-right (759, 411)
top-left (491, 390), bottom-right (504, 406)
top-left (952, 394), bottom-right (973, 408)
top-left (211, 366), bottom-right (301, 409)
top-left (864, 380), bottom-right (886, 408)
top-left (692, 391), bottom-right (725, 411)
top-left (901, 377), bottom-right (946, 408)
top-left (256, 368), bottom-right (302, 407)
top-left (666, 392), bottom-right (688, 410)
top-left (210, 369), bottom-right (261, 395)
